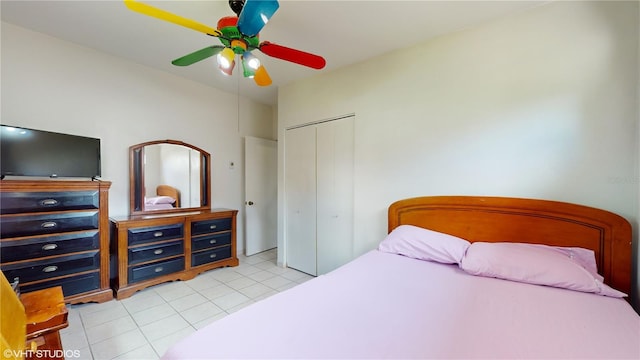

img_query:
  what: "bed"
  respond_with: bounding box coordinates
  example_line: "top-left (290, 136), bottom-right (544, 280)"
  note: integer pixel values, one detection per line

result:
top-left (144, 185), bottom-right (180, 210)
top-left (163, 196), bottom-right (639, 359)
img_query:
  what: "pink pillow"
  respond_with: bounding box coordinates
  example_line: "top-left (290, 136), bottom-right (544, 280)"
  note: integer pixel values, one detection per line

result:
top-left (378, 225), bottom-right (470, 264)
top-left (145, 196), bottom-right (176, 205)
top-left (460, 242), bottom-right (626, 298)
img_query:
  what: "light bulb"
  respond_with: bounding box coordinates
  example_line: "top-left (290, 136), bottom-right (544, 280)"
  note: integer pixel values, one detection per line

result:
top-left (242, 51), bottom-right (261, 70)
top-left (219, 60), bottom-right (235, 76)
top-left (242, 57), bottom-right (255, 78)
top-left (216, 48), bottom-right (235, 69)
top-left (247, 57), bottom-right (260, 70)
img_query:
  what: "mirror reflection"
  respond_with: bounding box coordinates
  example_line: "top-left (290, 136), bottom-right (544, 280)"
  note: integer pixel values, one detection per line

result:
top-left (143, 144), bottom-right (201, 210)
top-left (129, 140), bottom-right (210, 215)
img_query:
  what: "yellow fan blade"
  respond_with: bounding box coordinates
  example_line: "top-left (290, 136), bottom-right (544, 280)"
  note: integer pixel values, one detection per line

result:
top-left (124, 0), bottom-right (221, 37)
top-left (253, 65), bottom-right (272, 86)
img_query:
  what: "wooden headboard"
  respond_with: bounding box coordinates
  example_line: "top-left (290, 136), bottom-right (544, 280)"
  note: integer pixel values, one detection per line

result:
top-left (157, 185), bottom-right (180, 207)
top-left (388, 196), bottom-right (632, 294)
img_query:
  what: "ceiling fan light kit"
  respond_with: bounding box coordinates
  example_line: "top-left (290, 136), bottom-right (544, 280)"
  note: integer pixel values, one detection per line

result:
top-left (217, 47), bottom-right (236, 69)
top-left (242, 51), bottom-right (260, 70)
top-left (124, 0), bottom-right (326, 87)
top-left (241, 59), bottom-right (256, 78)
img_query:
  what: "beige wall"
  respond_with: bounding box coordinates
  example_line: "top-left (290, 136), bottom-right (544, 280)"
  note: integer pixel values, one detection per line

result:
top-left (278, 1), bottom-right (639, 307)
top-left (1, 22), bottom-right (275, 254)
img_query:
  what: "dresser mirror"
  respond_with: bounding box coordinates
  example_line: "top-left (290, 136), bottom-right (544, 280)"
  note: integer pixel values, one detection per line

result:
top-left (129, 140), bottom-right (211, 215)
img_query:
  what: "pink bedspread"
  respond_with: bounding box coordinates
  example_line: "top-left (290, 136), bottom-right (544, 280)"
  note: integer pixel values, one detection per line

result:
top-left (163, 250), bottom-right (640, 359)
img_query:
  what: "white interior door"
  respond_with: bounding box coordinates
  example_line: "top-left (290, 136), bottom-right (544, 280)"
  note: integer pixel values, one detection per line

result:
top-left (244, 136), bottom-right (277, 256)
top-left (316, 116), bottom-right (354, 274)
top-left (284, 126), bottom-right (317, 275)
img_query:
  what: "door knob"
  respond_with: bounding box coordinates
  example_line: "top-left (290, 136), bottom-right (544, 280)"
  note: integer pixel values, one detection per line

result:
top-left (246, 201), bottom-right (254, 205)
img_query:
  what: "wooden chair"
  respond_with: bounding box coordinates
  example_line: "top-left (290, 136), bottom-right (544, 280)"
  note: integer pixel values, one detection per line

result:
top-left (0, 272), bottom-right (68, 360)
top-left (1, 271), bottom-right (25, 360)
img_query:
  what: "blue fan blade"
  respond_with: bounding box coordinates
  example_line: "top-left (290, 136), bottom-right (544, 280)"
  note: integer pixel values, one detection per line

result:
top-left (237, 0), bottom-right (279, 37)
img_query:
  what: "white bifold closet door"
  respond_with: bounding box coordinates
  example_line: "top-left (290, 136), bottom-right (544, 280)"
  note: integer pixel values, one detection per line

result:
top-left (285, 116), bottom-right (354, 276)
top-left (285, 125), bottom-right (317, 275)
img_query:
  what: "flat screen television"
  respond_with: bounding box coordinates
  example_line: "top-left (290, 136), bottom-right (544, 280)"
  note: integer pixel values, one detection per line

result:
top-left (1, 125), bottom-right (101, 179)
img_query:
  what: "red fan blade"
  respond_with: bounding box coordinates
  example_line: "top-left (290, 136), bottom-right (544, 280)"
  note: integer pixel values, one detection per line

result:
top-left (259, 41), bottom-right (326, 70)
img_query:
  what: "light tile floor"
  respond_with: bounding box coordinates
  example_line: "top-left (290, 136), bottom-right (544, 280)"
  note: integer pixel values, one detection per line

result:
top-left (60, 249), bottom-right (313, 360)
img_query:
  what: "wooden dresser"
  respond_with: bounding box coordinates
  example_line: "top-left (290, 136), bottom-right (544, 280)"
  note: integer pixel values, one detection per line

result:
top-left (110, 209), bottom-right (238, 299)
top-left (0, 180), bottom-right (112, 304)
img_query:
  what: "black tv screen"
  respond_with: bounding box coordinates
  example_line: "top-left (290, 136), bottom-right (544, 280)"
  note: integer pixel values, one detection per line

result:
top-left (1, 125), bottom-right (101, 178)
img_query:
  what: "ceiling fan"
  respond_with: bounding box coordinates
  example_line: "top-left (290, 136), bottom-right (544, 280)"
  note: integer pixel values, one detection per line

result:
top-left (124, 0), bottom-right (326, 86)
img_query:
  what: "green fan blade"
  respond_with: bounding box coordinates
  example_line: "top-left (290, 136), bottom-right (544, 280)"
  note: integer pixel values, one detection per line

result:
top-left (172, 46), bottom-right (225, 66)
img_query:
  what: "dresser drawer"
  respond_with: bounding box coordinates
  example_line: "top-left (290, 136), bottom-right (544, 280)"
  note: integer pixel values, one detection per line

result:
top-left (128, 257), bottom-right (184, 284)
top-left (192, 246), bottom-right (231, 267)
top-left (128, 224), bottom-right (183, 246)
top-left (191, 218), bottom-right (232, 235)
top-left (0, 191), bottom-right (99, 214)
top-left (0, 211), bottom-right (99, 238)
top-left (1, 251), bottom-right (100, 283)
top-left (192, 232), bottom-right (232, 252)
top-left (0, 231), bottom-right (100, 263)
top-left (128, 240), bottom-right (184, 265)
top-left (20, 272), bottom-right (100, 297)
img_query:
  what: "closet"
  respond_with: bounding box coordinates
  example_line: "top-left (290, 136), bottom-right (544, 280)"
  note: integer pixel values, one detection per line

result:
top-left (284, 115), bottom-right (354, 276)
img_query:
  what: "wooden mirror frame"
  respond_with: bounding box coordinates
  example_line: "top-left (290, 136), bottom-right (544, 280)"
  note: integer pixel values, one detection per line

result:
top-left (129, 139), bottom-right (211, 215)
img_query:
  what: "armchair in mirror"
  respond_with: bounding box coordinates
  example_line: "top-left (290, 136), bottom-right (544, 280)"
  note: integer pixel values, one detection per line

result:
top-left (129, 140), bottom-right (210, 215)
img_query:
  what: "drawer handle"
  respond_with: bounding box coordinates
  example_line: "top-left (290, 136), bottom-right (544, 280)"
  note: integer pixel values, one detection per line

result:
top-left (153, 231), bottom-right (163, 237)
top-left (40, 199), bottom-right (59, 206)
top-left (42, 266), bottom-right (58, 273)
top-left (154, 266), bottom-right (164, 273)
top-left (209, 239), bottom-right (217, 244)
top-left (153, 249), bottom-right (164, 255)
top-left (209, 253), bottom-right (217, 259)
top-left (42, 244), bottom-right (58, 251)
top-left (41, 221), bottom-right (57, 229)
top-left (209, 225), bottom-right (217, 230)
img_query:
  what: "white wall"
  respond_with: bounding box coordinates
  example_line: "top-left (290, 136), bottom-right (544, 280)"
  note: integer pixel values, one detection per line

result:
top-left (1, 22), bottom-right (275, 254)
top-left (278, 1), bottom-right (640, 307)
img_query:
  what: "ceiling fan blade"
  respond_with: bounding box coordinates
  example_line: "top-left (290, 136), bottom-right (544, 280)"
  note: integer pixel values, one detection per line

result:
top-left (237, 0), bottom-right (279, 37)
top-left (172, 46), bottom-right (225, 66)
top-left (254, 65), bottom-right (272, 86)
top-left (259, 42), bottom-right (326, 70)
top-left (124, 0), bottom-right (222, 37)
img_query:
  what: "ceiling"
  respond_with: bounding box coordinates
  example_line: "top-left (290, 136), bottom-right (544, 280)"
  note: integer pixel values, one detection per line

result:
top-left (1, 0), bottom-right (546, 106)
